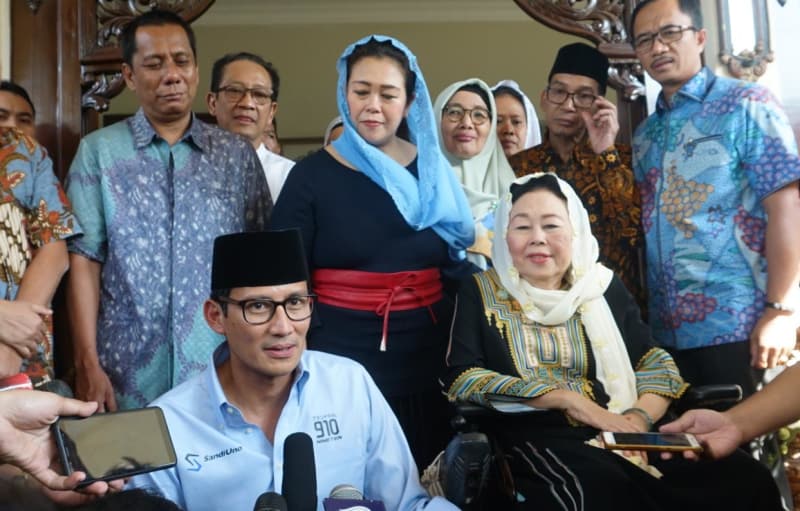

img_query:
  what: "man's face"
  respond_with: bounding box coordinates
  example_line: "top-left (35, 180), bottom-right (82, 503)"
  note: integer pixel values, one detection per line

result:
top-left (0, 91), bottom-right (35, 138)
top-left (207, 59), bottom-right (276, 147)
top-left (205, 281), bottom-right (310, 383)
top-left (262, 121), bottom-right (281, 154)
top-left (632, 0), bottom-right (705, 99)
top-left (121, 24), bottom-right (199, 124)
top-left (540, 73), bottom-right (600, 140)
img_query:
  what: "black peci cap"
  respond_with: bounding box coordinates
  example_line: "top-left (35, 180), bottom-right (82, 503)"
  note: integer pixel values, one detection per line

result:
top-left (210, 230), bottom-right (309, 291)
top-left (548, 42), bottom-right (610, 95)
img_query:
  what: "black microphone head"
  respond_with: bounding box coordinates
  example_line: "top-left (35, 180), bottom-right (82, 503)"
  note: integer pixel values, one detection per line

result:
top-left (254, 491), bottom-right (288, 511)
top-left (282, 432), bottom-right (317, 511)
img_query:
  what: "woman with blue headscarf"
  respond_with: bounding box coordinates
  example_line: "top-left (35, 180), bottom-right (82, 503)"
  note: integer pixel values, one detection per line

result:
top-left (271, 35), bottom-right (475, 468)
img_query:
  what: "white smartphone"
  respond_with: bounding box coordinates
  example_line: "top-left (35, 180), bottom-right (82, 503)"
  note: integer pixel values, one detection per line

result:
top-left (601, 431), bottom-right (703, 452)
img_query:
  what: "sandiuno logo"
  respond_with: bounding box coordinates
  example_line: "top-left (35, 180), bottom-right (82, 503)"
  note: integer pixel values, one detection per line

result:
top-left (185, 453), bottom-right (202, 472)
top-left (184, 446), bottom-right (243, 472)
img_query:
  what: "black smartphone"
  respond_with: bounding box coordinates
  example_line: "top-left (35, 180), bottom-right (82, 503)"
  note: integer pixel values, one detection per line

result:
top-left (53, 407), bottom-right (177, 487)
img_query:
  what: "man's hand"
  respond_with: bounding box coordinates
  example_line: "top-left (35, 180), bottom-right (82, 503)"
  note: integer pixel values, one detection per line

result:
top-left (659, 409), bottom-right (743, 460)
top-left (74, 359), bottom-right (118, 412)
top-left (0, 300), bottom-right (50, 358)
top-left (580, 95), bottom-right (619, 155)
top-left (0, 390), bottom-right (97, 488)
top-left (750, 309), bottom-right (797, 369)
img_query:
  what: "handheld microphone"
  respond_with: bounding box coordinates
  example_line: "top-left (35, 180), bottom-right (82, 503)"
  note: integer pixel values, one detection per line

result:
top-left (322, 484), bottom-right (386, 511)
top-left (282, 432), bottom-right (317, 511)
top-left (329, 484), bottom-right (363, 500)
top-left (254, 491), bottom-right (288, 511)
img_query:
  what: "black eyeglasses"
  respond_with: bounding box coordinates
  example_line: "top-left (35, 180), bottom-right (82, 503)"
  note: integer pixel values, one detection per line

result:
top-left (633, 24), bottom-right (698, 52)
top-left (215, 295), bottom-right (315, 324)
top-left (545, 87), bottom-right (597, 110)
top-left (442, 105), bottom-right (491, 126)
top-left (217, 85), bottom-right (274, 106)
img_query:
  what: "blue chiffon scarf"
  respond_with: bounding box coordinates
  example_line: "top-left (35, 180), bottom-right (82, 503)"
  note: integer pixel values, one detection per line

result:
top-left (331, 34), bottom-right (474, 261)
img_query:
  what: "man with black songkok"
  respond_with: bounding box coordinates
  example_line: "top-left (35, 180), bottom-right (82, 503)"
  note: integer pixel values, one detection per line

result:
top-left (509, 43), bottom-right (645, 310)
top-left (130, 230), bottom-right (457, 511)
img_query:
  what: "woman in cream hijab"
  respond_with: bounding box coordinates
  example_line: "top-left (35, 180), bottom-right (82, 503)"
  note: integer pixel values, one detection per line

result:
top-left (434, 78), bottom-right (515, 269)
top-left (443, 173), bottom-right (781, 510)
top-left (491, 79), bottom-right (542, 158)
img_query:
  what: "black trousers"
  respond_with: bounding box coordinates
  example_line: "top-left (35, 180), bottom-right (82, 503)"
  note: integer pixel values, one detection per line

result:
top-left (668, 340), bottom-right (762, 398)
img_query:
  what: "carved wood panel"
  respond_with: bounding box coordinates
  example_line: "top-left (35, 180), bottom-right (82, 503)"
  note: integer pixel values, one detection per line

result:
top-left (512, 0), bottom-right (647, 144)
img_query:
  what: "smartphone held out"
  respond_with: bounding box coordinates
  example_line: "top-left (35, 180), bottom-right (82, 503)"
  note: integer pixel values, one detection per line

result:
top-left (601, 431), bottom-right (703, 453)
top-left (53, 407), bottom-right (177, 488)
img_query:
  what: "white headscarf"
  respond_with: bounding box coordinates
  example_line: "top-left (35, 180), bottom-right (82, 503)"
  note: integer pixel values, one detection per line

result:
top-left (434, 78), bottom-right (516, 223)
top-left (492, 173), bottom-right (638, 413)
top-left (322, 116), bottom-right (343, 146)
top-left (491, 79), bottom-right (542, 150)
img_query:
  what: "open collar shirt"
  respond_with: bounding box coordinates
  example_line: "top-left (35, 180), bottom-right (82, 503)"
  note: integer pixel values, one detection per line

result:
top-left (131, 343), bottom-right (457, 511)
top-left (632, 67), bottom-right (800, 350)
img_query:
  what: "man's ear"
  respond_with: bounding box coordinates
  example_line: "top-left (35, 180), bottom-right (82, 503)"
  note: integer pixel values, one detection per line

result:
top-left (121, 63), bottom-right (135, 91)
top-left (204, 299), bottom-right (226, 335)
top-left (207, 92), bottom-right (218, 116)
top-left (696, 27), bottom-right (707, 52)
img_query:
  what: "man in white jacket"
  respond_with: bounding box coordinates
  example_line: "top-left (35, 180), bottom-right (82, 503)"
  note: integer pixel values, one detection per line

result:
top-left (207, 52), bottom-right (295, 200)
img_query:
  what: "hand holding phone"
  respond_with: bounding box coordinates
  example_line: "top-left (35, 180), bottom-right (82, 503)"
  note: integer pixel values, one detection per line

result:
top-left (53, 407), bottom-right (176, 488)
top-left (601, 432), bottom-right (703, 453)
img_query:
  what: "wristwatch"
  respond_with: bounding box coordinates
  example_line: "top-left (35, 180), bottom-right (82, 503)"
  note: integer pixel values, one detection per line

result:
top-left (765, 301), bottom-right (796, 314)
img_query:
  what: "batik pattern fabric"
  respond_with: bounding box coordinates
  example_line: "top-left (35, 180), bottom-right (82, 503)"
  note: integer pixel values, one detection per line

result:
top-left (0, 128), bottom-right (80, 384)
top-left (509, 139), bottom-right (645, 311)
top-left (632, 67), bottom-right (800, 350)
top-left (66, 109), bottom-right (271, 408)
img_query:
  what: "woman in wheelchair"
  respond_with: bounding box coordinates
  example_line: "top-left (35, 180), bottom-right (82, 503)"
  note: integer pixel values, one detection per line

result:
top-left (443, 173), bottom-right (782, 510)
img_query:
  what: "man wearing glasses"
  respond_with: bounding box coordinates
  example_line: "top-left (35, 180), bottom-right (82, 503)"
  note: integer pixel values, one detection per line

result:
top-left (66, 10), bottom-right (271, 411)
top-left (130, 230), bottom-right (458, 511)
top-left (509, 42), bottom-right (645, 310)
top-left (630, 0), bottom-right (800, 396)
top-left (207, 53), bottom-right (295, 200)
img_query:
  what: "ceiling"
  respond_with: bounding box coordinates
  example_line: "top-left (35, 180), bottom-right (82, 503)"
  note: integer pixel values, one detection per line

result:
top-left (195, 0), bottom-right (533, 26)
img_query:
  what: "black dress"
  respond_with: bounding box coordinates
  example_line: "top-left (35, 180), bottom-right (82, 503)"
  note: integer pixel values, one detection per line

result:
top-left (272, 149), bottom-right (473, 468)
top-left (444, 270), bottom-right (782, 511)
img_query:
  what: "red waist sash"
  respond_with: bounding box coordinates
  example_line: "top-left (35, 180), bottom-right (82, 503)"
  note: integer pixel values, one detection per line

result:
top-left (312, 268), bottom-right (443, 352)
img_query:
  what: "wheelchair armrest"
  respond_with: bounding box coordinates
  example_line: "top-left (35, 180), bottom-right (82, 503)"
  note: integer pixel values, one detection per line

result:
top-left (450, 400), bottom-right (543, 432)
top-left (674, 384), bottom-right (742, 414)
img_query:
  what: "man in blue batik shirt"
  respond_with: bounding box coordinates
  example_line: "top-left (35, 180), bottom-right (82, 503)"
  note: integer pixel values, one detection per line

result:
top-left (630, 0), bottom-right (800, 396)
top-left (130, 229), bottom-right (457, 511)
top-left (66, 10), bottom-right (271, 411)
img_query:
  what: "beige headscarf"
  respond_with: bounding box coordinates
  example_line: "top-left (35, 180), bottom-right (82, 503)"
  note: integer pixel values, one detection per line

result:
top-left (434, 78), bottom-right (516, 224)
top-left (492, 173), bottom-right (638, 412)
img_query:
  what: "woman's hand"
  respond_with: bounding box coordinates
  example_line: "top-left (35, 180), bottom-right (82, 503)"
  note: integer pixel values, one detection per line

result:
top-left (529, 390), bottom-right (643, 432)
top-left (564, 395), bottom-right (642, 433)
top-left (530, 390), bottom-right (651, 462)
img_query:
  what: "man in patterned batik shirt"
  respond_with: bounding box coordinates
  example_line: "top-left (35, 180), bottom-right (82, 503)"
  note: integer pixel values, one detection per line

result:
top-left (0, 128), bottom-right (80, 387)
top-left (631, 0), bottom-right (800, 396)
top-left (509, 43), bottom-right (646, 311)
top-left (66, 10), bottom-right (271, 410)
